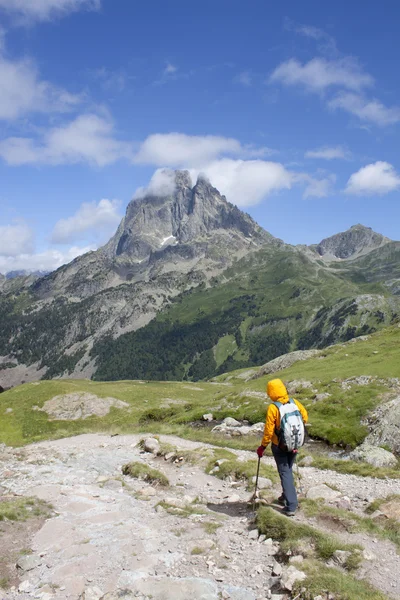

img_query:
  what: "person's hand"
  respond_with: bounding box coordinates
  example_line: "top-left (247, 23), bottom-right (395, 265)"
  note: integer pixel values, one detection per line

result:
top-left (257, 445), bottom-right (265, 458)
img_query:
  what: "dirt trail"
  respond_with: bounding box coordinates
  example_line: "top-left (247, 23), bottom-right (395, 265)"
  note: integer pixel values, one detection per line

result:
top-left (0, 433), bottom-right (399, 600)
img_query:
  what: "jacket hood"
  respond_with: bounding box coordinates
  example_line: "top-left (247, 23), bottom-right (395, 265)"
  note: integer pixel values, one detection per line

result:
top-left (267, 379), bottom-right (289, 403)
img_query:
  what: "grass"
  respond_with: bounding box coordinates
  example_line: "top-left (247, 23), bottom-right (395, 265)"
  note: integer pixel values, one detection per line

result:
top-left (300, 453), bottom-right (400, 479)
top-left (121, 462), bottom-right (169, 487)
top-left (0, 497), bottom-right (52, 521)
top-left (366, 493), bottom-right (400, 514)
top-left (1, 325), bottom-right (400, 456)
top-left (190, 546), bottom-right (205, 555)
top-left (256, 507), bottom-right (362, 569)
top-left (206, 457), bottom-right (278, 488)
top-left (302, 498), bottom-right (400, 551)
top-left (297, 559), bottom-right (388, 600)
top-left (201, 521), bottom-right (222, 534)
top-left (157, 501), bottom-right (206, 518)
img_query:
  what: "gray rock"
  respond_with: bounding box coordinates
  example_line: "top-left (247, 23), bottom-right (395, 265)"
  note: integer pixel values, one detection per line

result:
top-left (271, 559), bottom-right (282, 576)
top-left (101, 591), bottom-right (137, 600)
top-left (333, 550), bottom-right (351, 567)
top-left (203, 413), bottom-right (213, 422)
top-left (80, 587), bottom-right (104, 600)
top-left (251, 350), bottom-right (320, 380)
top-left (17, 554), bottom-right (42, 571)
top-left (248, 529), bottom-right (259, 540)
top-left (299, 455), bottom-right (314, 467)
top-left (287, 380), bottom-right (315, 394)
top-left (314, 393), bottom-right (331, 402)
top-left (362, 396), bottom-right (400, 455)
top-left (350, 443), bottom-right (398, 468)
top-left (336, 496), bottom-right (352, 511)
top-left (280, 566), bottom-right (307, 591)
top-left (223, 417), bottom-right (241, 427)
top-left (252, 476), bottom-right (272, 490)
top-left (128, 576), bottom-right (220, 600)
top-left (306, 484), bottom-right (342, 502)
top-left (5, 407), bottom-right (13, 413)
top-left (38, 393), bottom-right (129, 421)
top-left (143, 437), bottom-right (160, 455)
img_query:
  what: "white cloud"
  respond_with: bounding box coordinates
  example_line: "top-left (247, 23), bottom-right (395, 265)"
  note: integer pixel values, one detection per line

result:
top-left (345, 161), bottom-right (400, 195)
top-left (284, 19), bottom-right (338, 56)
top-left (305, 146), bottom-right (350, 160)
top-left (234, 71), bottom-right (252, 86)
top-left (0, 223), bottom-right (34, 256)
top-left (51, 199), bottom-right (122, 244)
top-left (329, 92), bottom-right (400, 126)
top-left (134, 169), bottom-right (179, 200)
top-left (0, 0), bottom-right (100, 23)
top-left (164, 62), bottom-right (177, 76)
top-left (270, 57), bottom-right (373, 93)
top-left (0, 114), bottom-right (133, 166)
top-left (135, 133), bottom-right (242, 167)
top-left (0, 245), bottom-right (94, 275)
top-left (302, 174), bottom-right (336, 198)
top-left (92, 67), bottom-right (127, 93)
top-left (191, 159), bottom-right (293, 207)
top-left (0, 48), bottom-right (81, 120)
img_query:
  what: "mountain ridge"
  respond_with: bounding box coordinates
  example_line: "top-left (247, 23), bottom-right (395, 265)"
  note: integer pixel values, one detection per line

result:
top-left (0, 170), bottom-right (399, 387)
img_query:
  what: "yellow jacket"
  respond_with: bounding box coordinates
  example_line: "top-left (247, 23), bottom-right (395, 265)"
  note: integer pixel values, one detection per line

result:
top-left (261, 378), bottom-right (308, 447)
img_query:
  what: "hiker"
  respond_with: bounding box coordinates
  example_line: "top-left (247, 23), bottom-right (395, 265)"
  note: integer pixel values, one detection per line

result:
top-left (257, 378), bottom-right (308, 516)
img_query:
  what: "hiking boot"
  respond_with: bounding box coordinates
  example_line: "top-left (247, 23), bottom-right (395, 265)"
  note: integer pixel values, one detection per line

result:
top-left (277, 495), bottom-right (286, 506)
top-left (282, 507), bottom-right (296, 517)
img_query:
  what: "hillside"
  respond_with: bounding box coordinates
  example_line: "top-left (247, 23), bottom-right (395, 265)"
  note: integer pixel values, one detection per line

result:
top-left (0, 171), bottom-right (399, 387)
top-left (1, 325), bottom-right (400, 599)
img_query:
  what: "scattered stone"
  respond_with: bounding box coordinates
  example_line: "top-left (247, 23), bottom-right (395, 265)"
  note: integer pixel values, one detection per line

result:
top-left (216, 459), bottom-right (228, 466)
top-left (248, 529), bottom-right (259, 540)
top-left (138, 486), bottom-right (157, 497)
top-left (143, 437), bottom-right (160, 455)
top-left (286, 380), bottom-right (315, 394)
top-left (251, 475), bottom-right (272, 490)
top-left (18, 580), bottom-right (34, 593)
top-left (223, 417), bottom-right (241, 427)
top-left (336, 496), bottom-right (352, 511)
top-left (203, 413), bottom-right (213, 422)
top-left (5, 407), bottom-right (13, 413)
top-left (271, 559), bottom-right (282, 576)
top-left (314, 393), bottom-right (331, 402)
top-left (100, 591), bottom-right (136, 600)
top-left (333, 550), bottom-right (351, 567)
top-left (379, 498), bottom-right (400, 521)
top-left (307, 484), bottom-right (342, 502)
top-left (350, 442), bottom-right (398, 468)
top-left (280, 566), bottom-right (307, 591)
top-left (227, 494), bottom-right (241, 503)
top-left (363, 549), bottom-right (377, 561)
top-left (164, 452), bottom-right (176, 461)
top-left (17, 553), bottom-right (42, 571)
top-left (299, 455), bottom-right (314, 467)
top-left (80, 587), bottom-right (104, 600)
top-left (289, 555), bottom-right (304, 564)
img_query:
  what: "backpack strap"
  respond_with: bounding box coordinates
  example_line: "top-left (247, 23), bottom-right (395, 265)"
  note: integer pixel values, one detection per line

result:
top-left (272, 401), bottom-right (283, 440)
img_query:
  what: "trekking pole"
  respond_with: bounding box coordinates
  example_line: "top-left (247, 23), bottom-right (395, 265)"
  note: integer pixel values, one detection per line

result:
top-left (295, 460), bottom-right (304, 496)
top-left (252, 455), bottom-right (261, 512)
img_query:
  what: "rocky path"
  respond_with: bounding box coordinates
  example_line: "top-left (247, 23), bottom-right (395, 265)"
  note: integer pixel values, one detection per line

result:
top-left (1, 434), bottom-right (400, 600)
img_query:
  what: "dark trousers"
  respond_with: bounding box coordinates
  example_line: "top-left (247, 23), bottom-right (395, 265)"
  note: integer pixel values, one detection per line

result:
top-left (272, 443), bottom-right (298, 512)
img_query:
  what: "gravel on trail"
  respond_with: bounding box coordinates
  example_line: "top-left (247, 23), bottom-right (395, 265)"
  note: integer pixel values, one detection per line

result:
top-left (0, 433), bottom-right (399, 600)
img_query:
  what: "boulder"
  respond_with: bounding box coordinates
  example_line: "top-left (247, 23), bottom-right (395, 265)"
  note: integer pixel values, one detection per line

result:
top-left (314, 393), bottom-right (331, 402)
top-left (223, 417), bottom-right (241, 427)
top-left (286, 379), bottom-right (315, 394)
top-left (203, 413), bottom-right (213, 422)
top-left (350, 443), bottom-right (398, 468)
top-left (299, 455), bottom-right (314, 467)
top-left (38, 392), bottom-right (129, 421)
top-left (17, 554), bottom-right (42, 571)
top-left (362, 395), bottom-right (400, 454)
top-left (80, 588), bottom-right (104, 600)
top-left (333, 550), bottom-right (351, 567)
top-left (280, 565), bottom-right (307, 591)
top-left (252, 475), bottom-right (272, 489)
top-left (379, 497), bottom-right (400, 521)
top-left (143, 437), bottom-right (160, 455)
top-left (306, 484), bottom-right (342, 502)
top-left (251, 350), bottom-right (320, 380)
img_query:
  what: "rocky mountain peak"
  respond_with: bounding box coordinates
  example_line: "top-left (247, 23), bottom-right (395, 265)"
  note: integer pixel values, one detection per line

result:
top-left (105, 170), bottom-right (270, 261)
top-left (315, 224), bottom-right (391, 260)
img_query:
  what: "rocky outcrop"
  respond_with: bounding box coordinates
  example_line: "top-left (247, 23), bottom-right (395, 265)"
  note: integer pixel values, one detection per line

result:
top-left (250, 350), bottom-right (320, 380)
top-left (350, 442), bottom-right (398, 468)
top-left (362, 396), bottom-right (400, 455)
top-left (313, 224), bottom-right (391, 261)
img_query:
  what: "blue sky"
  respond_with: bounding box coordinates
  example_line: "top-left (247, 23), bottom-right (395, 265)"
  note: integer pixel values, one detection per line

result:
top-left (0, 0), bottom-right (399, 273)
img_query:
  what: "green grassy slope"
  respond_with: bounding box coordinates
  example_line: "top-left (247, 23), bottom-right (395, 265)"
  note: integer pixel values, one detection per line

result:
top-left (1, 324), bottom-right (399, 452)
top-left (92, 244), bottom-right (400, 381)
